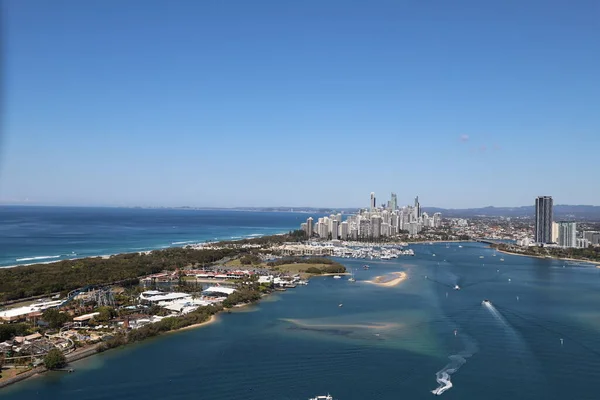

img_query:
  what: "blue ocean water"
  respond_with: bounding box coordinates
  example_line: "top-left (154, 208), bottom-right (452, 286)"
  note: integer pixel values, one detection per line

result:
top-left (0, 206), bottom-right (311, 267)
top-left (4, 242), bottom-right (600, 399)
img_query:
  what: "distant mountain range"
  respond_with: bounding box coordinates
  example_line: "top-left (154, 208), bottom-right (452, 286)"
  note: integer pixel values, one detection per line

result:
top-left (220, 205), bottom-right (600, 221)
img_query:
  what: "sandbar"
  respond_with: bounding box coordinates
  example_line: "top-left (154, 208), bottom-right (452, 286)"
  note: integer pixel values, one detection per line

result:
top-left (282, 318), bottom-right (399, 330)
top-left (364, 271), bottom-right (407, 287)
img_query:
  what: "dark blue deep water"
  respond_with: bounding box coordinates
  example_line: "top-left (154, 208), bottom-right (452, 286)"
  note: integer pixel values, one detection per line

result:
top-left (0, 206), bottom-right (310, 267)
top-left (3, 242), bottom-right (600, 399)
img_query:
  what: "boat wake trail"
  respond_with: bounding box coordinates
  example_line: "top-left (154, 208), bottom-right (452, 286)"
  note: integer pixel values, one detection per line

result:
top-left (483, 301), bottom-right (510, 327)
top-left (431, 336), bottom-right (478, 395)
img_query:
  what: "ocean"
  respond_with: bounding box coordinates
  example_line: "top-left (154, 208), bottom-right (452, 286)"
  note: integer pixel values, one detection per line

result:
top-left (0, 206), bottom-right (311, 267)
top-left (3, 241), bottom-right (600, 399)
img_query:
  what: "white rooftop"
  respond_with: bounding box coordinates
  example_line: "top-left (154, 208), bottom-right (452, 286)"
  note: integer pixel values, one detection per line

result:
top-left (203, 286), bottom-right (236, 295)
top-left (139, 292), bottom-right (192, 302)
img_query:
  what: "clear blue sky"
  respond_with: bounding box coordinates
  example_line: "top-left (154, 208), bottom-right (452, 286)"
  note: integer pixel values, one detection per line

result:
top-left (1, 0), bottom-right (599, 209)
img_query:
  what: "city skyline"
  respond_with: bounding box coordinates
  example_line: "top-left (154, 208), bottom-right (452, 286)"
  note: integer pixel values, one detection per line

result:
top-left (2, 1), bottom-right (600, 208)
top-left (301, 192), bottom-right (442, 240)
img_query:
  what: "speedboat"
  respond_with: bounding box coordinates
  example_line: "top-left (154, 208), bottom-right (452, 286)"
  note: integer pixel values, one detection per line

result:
top-left (310, 395), bottom-right (333, 400)
top-left (454, 285), bottom-right (460, 291)
top-left (482, 299), bottom-right (490, 305)
top-left (363, 265), bottom-right (370, 270)
top-left (333, 275), bottom-right (341, 279)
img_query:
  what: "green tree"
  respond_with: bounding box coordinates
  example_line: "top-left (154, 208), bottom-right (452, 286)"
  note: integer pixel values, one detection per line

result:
top-left (43, 348), bottom-right (66, 370)
top-left (42, 308), bottom-right (70, 329)
top-left (96, 306), bottom-right (117, 322)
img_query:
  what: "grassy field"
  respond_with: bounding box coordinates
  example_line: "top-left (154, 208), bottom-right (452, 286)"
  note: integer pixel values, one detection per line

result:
top-left (269, 263), bottom-right (346, 277)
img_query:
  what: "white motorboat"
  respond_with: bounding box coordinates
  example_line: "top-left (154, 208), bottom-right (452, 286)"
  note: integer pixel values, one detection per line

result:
top-left (454, 285), bottom-right (460, 290)
top-left (310, 395), bottom-right (333, 400)
top-left (333, 275), bottom-right (341, 279)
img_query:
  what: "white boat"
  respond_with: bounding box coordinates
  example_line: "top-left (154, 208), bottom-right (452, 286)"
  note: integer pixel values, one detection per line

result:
top-left (333, 275), bottom-right (341, 279)
top-left (454, 285), bottom-right (460, 290)
top-left (348, 269), bottom-right (356, 282)
top-left (310, 395), bottom-right (333, 400)
top-left (458, 245), bottom-right (463, 248)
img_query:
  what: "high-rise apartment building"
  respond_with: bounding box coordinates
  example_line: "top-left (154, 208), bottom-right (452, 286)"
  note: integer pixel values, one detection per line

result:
top-left (583, 231), bottom-right (600, 245)
top-left (390, 193), bottom-right (398, 211)
top-left (330, 220), bottom-right (339, 240)
top-left (306, 217), bottom-right (314, 238)
top-left (370, 192), bottom-right (376, 211)
top-left (340, 221), bottom-right (349, 240)
top-left (534, 196), bottom-right (553, 244)
top-left (414, 196), bottom-right (421, 219)
top-left (371, 215), bottom-right (382, 238)
top-left (433, 212), bottom-right (442, 228)
top-left (557, 222), bottom-right (577, 248)
top-left (551, 222), bottom-right (559, 243)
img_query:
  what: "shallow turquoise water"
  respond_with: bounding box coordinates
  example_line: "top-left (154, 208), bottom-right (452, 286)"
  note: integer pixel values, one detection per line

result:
top-left (4, 242), bottom-right (600, 399)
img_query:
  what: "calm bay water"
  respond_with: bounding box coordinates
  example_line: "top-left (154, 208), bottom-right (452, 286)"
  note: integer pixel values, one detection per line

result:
top-left (4, 242), bottom-right (600, 399)
top-left (0, 206), bottom-right (310, 267)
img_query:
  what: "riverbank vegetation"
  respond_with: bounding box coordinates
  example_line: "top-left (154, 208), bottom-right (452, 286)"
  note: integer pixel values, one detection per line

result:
top-left (43, 348), bottom-right (66, 370)
top-left (493, 243), bottom-right (600, 263)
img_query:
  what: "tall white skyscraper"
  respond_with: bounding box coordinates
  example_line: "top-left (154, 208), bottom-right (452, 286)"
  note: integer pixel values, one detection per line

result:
top-left (340, 221), bottom-right (349, 240)
top-left (551, 222), bottom-right (559, 243)
top-left (557, 222), bottom-right (577, 248)
top-left (433, 212), bottom-right (442, 228)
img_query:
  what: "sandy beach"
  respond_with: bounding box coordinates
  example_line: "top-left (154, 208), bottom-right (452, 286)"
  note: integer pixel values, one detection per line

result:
top-left (365, 271), bottom-right (407, 287)
top-left (172, 314), bottom-right (219, 333)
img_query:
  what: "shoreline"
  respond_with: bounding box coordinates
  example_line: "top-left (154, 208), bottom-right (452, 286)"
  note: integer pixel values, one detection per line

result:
top-left (0, 313), bottom-right (223, 390)
top-left (0, 230), bottom-right (294, 269)
top-left (493, 247), bottom-right (600, 267)
top-left (364, 271), bottom-right (408, 287)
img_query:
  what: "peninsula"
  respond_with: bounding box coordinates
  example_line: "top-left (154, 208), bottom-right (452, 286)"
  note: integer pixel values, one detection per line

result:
top-left (0, 231), bottom-right (346, 388)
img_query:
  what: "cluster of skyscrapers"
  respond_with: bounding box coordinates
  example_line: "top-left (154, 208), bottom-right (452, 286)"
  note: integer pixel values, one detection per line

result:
top-left (301, 192), bottom-right (442, 240)
top-left (533, 196), bottom-right (597, 248)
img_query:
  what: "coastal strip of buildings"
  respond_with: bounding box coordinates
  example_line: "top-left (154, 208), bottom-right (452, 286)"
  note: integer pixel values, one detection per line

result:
top-left (520, 195), bottom-right (599, 248)
top-left (300, 192), bottom-right (442, 240)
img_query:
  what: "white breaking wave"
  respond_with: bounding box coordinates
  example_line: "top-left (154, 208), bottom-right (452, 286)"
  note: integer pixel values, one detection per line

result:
top-left (246, 234), bottom-right (263, 237)
top-left (171, 241), bottom-right (196, 245)
top-left (16, 255), bottom-right (61, 262)
top-left (432, 334), bottom-right (478, 395)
